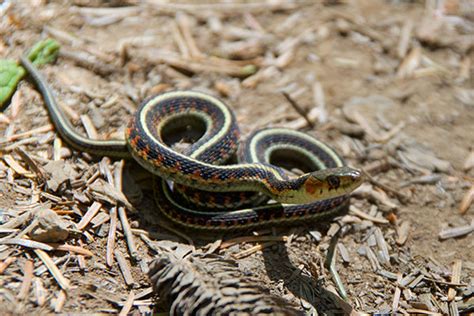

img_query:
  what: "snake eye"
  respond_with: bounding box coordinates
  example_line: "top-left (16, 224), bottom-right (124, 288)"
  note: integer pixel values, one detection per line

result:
top-left (327, 175), bottom-right (340, 189)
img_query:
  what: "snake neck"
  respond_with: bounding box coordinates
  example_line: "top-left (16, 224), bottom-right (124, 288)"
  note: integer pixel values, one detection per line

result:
top-left (260, 172), bottom-right (310, 204)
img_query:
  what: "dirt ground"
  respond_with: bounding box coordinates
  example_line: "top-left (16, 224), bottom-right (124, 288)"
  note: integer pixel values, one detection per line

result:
top-left (0, 0), bottom-right (473, 315)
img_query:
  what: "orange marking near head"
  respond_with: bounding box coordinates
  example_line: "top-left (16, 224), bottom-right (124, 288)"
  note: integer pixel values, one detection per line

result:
top-left (304, 179), bottom-right (317, 195)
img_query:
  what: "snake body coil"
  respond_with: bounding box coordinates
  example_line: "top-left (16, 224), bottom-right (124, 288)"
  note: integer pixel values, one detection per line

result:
top-left (20, 56), bottom-right (363, 230)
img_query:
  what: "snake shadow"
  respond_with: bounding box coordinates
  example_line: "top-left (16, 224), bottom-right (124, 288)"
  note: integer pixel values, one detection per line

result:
top-left (260, 224), bottom-right (352, 315)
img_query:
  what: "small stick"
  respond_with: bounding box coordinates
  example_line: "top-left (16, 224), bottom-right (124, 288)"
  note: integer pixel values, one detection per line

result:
top-left (361, 168), bottom-right (410, 204)
top-left (14, 148), bottom-right (46, 180)
top-left (118, 206), bottom-right (138, 260)
top-left (0, 238), bottom-right (54, 251)
top-left (312, 81), bottom-right (327, 124)
top-left (76, 240), bottom-right (87, 271)
top-left (44, 25), bottom-right (85, 46)
top-left (80, 114), bottom-right (99, 140)
top-left (119, 291), bottom-right (135, 316)
top-left (176, 12), bottom-right (203, 58)
top-left (113, 160), bottom-right (125, 196)
top-left (349, 205), bottom-right (389, 224)
top-left (17, 260), bottom-right (34, 300)
top-left (144, 51), bottom-right (257, 77)
top-left (114, 249), bottom-right (135, 286)
top-left (397, 19), bottom-right (413, 59)
top-left (77, 201), bottom-right (103, 230)
top-left (172, 22), bottom-right (190, 58)
top-left (53, 137), bottom-right (62, 161)
top-left (34, 249), bottom-right (71, 290)
top-left (49, 243), bottom-right (94, 257)
top-left (233, 242), bottom-right (276, 259)
top-left (34, 255), bottom-right (68, 276)
top-left (281, 92), bottom-right (314, 128)
top-left (392, 273), bottom-right (403, 313)
top-left (3, 124), bottom-right (53, 142)
top-left (106, 207), bottom-right (118, 267)
top-left (0, 257), bottom-right (16, 274)
top-left (326, 232), bottom-right (347, 300)
top-left (59, 50), bottom-right (115, 76)
top-left (34, 278), bottom-right (47, 306)
top-left (3, 154), bottom-right (35, 178)
top-left (220, 235), bottom-right (287, 249)
top-left (146, 1), bottom-right (301, 13)
top-left (439, 221), bottom-right (474, 240)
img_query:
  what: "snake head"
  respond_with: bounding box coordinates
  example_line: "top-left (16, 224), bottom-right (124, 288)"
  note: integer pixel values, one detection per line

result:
top-left (300, 166), bottom-right (363, 202)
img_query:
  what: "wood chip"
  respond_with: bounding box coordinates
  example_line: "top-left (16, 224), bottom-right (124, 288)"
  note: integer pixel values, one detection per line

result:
top-left (439, 220), bottom-right (474, 240)
top-left (392, 273), bottom-right (403, 313)
top-left (396, 220), bottom-right (411, 246)
top-left (459, 184), bottom-right (474, 214)
top-left (448, 260), bottom-right (462, 301)
top-left (337, 243), bottom-right (351, 263)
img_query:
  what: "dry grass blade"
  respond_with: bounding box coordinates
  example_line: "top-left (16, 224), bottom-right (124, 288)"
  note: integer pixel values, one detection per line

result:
top-left (148, 252), bottom-right (303, 315)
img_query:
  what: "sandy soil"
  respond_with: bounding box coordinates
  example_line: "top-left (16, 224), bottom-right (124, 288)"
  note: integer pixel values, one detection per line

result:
top-left (0, 0), bottom-right (473, 314)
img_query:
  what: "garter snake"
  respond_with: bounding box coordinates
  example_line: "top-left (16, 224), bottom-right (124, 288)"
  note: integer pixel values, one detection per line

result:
top-left (20, 56), bottom-right (363, 230)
